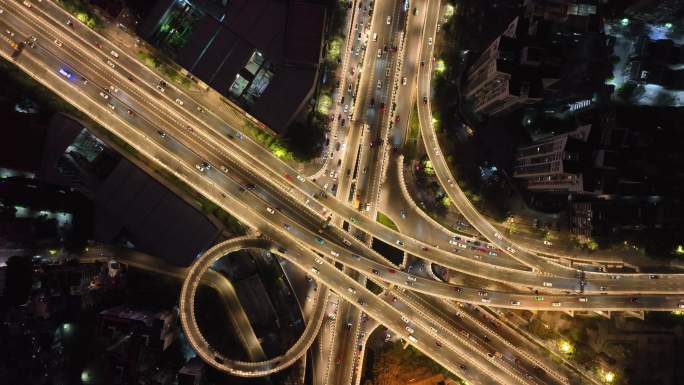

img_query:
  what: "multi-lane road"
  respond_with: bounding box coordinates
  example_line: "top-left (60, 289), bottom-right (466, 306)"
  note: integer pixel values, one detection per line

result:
top-left (3, 0), bottom-right (684, 384)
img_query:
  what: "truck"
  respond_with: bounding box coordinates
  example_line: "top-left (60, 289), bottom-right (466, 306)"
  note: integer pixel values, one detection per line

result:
top-left (10, 41), bottom-right (24, 59)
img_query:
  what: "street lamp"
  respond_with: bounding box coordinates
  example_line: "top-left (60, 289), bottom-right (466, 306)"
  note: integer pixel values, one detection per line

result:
top-left (620, 18), bottom-right (629, 27)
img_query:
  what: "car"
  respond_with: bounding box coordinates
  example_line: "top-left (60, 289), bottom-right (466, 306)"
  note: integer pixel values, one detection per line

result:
top-left (157, 130), bottom-right (166, 138)
top-left (283, 223), bottom-right (291, 230)
top-left (377, 49), bottom-right (382, 58)
top-left (457, 243), bottom-right (467, 249)
top-left (400, 314), bottom-right (410, 323)
top-left (54, 39), bottom-right (63, 47)
top-left (106, 60), bottom-right (116, 68)
top-left (396, 240), bottom-right (404, 246)
top-left (126, 109), bottom-right (134, 116)
top-left (400, 209), bottom-right (406, 219)
top-left (428, 37), bottom-right (432, 46)
top-left (377, 80), bottom-right (382, 89)
top-left (371, 268), bottom-right (379, 275)
top-left (423, 96), bottom-right (428, 104)
top-left (175, 98), bottom-right (184, 106)
top-left (408, 335), bottom-right (417, 343)
top-left (156, 85), bottom-right (165, 92)
top-left (477, 290), bottom-right (487, 297)
top-left (110, 50), bottom-right (119, 58)
top-left (99, 91), bottom-right (109, 100)
top-left (372, 32), bottom-right (378, 41)
top-left (311, 267), bottom-right (320, 274)
top-left (357, 32), bottom-right (362, 41)
top-left (347, 287), bottom-right (357, 294)
top-left (315, 237), bottom-right (325, 245)
top-left (219, 165), bottom-right (229, 173)
top-left (265, 207), bottom-right (275, 214)
top-left (494, 232), bottom-right (503, 239)
top-left (386, 16), bottom-right (391, 24)
top-left (481, 298), bottom-right (491, 303)
top-left (195, 162), bottom-right (209, 172)
top-left (314, 258), bottom-right (323, 265)
top-left (357, 298), bottom-right (365, 306)
top-left (488, 251), bottom-right (498, 256)
top-left (552, 302), bottom-right (562, 307)
top-left (506, 247), bottom-right (516, 254)
top-left (405, 326), bottom-right (415, 334)
top-left (435, 341), bottom-right (442, 348)
top-left (407, 275), bottom-right (417, 282)
top-left (535, 296), bottom-right (544, 301)
top-left (600, 285), bottom-right (608, 291)
top-left (342, 239), bottom-right (352, 246)
top-left (543, 240), bottom-right (552, 245)
top-left (23, 1), bottom-right (31, 8)
top-left (678, 303), bottom-right (684, 309)
top-left (330, 250), bottom-right (340, 257)
top-left (402, 77), bottom-right (407, 86)
top-left (630, 297), bottom-right (638, 304)
top-left (542, 282), bottom-right (553, 287)
top-left (578, 297), bottom-right (588, 302)
top-left (510, 300), bottom-right (521, 306)
top-left (649, 275), bottom-right (659, 279)
top-left (296, 175), bottom-right (306, 182)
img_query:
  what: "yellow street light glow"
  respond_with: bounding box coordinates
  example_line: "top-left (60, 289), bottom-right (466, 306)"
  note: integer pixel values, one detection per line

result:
top-left (600, 369), bottom-right (616, 383)
top-left (558, 340), bottom-right (573, 354)
top-left (444, 4), bottom-right (455, 19)
top-left (675, 245), bottom-right (684, 255)
top-left (434, 59), bottom-right (446, 74)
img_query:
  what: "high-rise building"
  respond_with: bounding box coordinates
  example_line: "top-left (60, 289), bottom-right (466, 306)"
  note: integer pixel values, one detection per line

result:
top-left (513, 124), bottom-right (592, 192)
top-left (465, 17), bottom-right (560, 116)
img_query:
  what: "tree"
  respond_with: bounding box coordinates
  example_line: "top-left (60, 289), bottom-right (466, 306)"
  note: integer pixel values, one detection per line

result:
top-left (5, 255), bottom-right (33, 306)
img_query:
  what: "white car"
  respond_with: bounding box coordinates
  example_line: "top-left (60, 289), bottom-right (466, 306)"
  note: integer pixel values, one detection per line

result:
top-left (311, 267), bottom-right (320, 274)
top-left (386, 16), bottom-right (391, 24)
top-left (330, 250), bottom-right (340, 257)
top-left (481, 298), bottom-right (491, 303)
top-left (106, 60), bottom-right (116, 68)
top-left (266, 207), bottom-right (275, 214)
top-left (402, 77), bottom-right (407, 86)
top-left (428, 37), bottom-right (432, 46)
top-left (400, 315), bottom-right (410, 323)
top-left (54, 39), bottom-right (63, 47)
top-left (542, 281), bottom-right (553, 287)
top-left (543, 240), bottom-right (552, 245)
top-left (449, 239), bottom-right (457, 245)
top-left (506, 247), bottom-right (516, 254)
top-left (579, 297), bottom-right (589, 303)
top-left (377, 49), bottom-right (382, 58)
top-left (343, 239), bottom-right (352, 246)
top-left (347, 287), bottom-right (356, 294)
top-left (296, 175), bottom-right (306, 182)
top-left (220, 165), bottom-right (229, 173)
top-left (377, 80), bottom-right (382, 89)
top-left (494, 232), bottom-right (503, 239)
top-left (408, 335), bottom-right (417, 343)
top-left (175, 98), bottom-right (184, 106)
top-left (457, 243), bottom-right (467, 249)
top-left (373, 32), bottom-right (378, 41)
top-left (99, 92), bottom-right (109, 100)
top-left (405, 326), bottom-right (415, 334)
top-left (110, 50), bottom-right (119, 58)
top-left (552, 302), bottom-right (562, 307)
top-left (314, 258), bottom-right (323, 264)
top-left (678, 303), bottom-right (684, 309)
top-left (407, 275), bottom-right (417, 282)
top-left (23, 1), bottom-right (32, 8)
